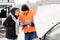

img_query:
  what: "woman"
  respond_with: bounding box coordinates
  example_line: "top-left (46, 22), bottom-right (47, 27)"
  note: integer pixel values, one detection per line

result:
top-left (3, 8), bottom-right (20, 40)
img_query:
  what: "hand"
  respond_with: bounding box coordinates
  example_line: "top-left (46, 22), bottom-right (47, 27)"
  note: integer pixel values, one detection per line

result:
top-left (20, 22), bottom-right (23, 25)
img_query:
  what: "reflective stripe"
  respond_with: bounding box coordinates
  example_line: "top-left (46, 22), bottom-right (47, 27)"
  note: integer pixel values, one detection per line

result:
top-left (20, 20), bottom-right (33, 22)
top-left (24, 20), bottom-right (33, 22)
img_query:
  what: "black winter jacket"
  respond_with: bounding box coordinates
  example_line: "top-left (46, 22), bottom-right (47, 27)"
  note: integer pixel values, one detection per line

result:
top-left (3, 15), bottom-right (17, 39)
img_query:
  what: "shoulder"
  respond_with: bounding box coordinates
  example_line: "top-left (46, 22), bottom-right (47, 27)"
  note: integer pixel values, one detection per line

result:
top-left (30, 9), bottom-right (36, 13)
top-left (29, 9), bottom-right (36, 15)
top-left (6, 15), bottom-right (12, 21)
top-left (7, 15), bottom-right (12, 19)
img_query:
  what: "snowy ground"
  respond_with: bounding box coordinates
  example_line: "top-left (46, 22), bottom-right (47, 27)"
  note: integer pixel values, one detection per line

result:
top-left (0, 27), bottom-right (25, 40)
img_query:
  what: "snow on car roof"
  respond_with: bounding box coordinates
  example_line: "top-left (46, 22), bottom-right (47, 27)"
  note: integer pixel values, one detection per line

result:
top-left (34, 4), bottom-right (60, 38)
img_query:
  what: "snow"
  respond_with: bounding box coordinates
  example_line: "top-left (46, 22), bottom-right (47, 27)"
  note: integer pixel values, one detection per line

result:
top-left (0, 27), bottom-right (24, 40)
top-left (34, 4), bottom-right (60, 38)
top-left (1, 4), bottom-right (60, 40)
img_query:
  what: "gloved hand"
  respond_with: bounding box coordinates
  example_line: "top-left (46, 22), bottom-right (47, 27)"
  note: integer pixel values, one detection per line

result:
top-left (31, 22), bottom-right (35, 26)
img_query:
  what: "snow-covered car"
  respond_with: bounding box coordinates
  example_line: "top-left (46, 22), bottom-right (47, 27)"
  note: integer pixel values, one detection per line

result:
top-left (34, 4), bottom-right (60, 40)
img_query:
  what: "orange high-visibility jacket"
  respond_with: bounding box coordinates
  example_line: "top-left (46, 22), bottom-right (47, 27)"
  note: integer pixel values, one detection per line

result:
top-left (19, 9), bottom-right (36, 33)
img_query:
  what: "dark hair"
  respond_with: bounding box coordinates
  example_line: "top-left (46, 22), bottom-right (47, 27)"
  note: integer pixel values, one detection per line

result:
top-left (10, 8), bottom-right (19, 19)
top-left (21, 4), bottom-right (29, 11)
top-left (11, 8), bottom-right (19, 15)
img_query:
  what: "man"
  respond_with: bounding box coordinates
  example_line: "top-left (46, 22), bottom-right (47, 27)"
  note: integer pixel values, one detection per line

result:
top-left (19, 4), bottom-right (38, 40)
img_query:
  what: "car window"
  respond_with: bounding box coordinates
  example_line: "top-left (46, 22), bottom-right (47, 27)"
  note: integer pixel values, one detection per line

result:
top-left (44, 23), bottom-right (60, 40)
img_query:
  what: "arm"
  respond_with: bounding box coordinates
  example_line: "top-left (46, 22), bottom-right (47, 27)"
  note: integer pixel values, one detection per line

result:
top-left (3, 16), bottom-right (11, 27)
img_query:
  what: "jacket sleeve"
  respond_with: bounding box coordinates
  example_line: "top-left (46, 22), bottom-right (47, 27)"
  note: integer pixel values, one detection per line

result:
top-left (3, 16), bottom-right (11, 27)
